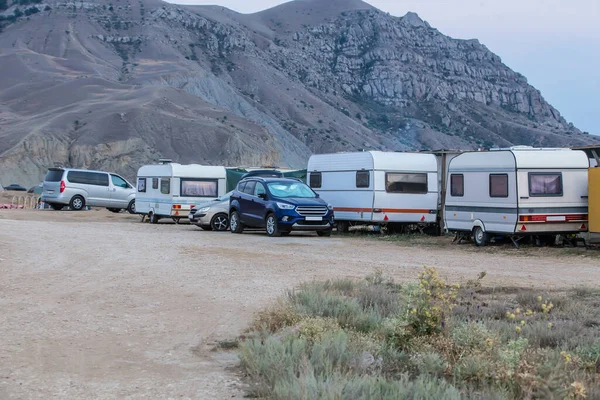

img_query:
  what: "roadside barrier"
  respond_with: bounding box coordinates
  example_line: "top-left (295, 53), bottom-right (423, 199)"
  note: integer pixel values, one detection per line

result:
top-left (6, 195), bottom-right (40, 209)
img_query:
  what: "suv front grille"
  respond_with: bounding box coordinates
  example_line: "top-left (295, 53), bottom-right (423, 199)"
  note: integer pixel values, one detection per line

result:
top-left (296, 206), bottom-right (328, 217)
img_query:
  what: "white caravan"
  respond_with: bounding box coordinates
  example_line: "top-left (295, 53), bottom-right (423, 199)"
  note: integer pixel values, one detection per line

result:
top-left (444, 147), bottom-right (589, 246)
top-left (136, 161), bottom-right (227, 224)
top-left (307, 151), bottom-right (439, 232)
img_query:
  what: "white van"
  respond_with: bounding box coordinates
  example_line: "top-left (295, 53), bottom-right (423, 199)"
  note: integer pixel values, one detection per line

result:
top-left (307, 151), bottom-right (439, 232)
top-left (136, 161), bottom-right (227, 224)
top-left (444, 147), bottom-right (589, 246)
top-left (41, 168), bottom-right (135, 212)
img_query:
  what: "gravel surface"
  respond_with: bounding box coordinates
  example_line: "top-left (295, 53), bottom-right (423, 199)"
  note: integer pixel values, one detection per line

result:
top-left (1, 209), bottom-right (599, 399)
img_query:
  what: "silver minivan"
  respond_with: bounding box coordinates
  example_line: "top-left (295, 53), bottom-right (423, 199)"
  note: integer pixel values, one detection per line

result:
top-left (41, 168), bottom-right (136, 213)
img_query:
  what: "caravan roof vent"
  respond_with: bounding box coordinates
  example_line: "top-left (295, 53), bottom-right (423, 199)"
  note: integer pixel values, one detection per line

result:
top-left (158, 158), bottom-right (173, 164)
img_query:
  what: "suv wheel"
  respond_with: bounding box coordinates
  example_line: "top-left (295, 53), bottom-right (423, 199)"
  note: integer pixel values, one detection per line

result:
top-left (265, 213), bottom-right (281, 237)
top-left (70, 195), bottom-right (85, 211)
top-left (230, 211), bottom-right (244, 233)
top-left (317, 229), bottom-right (332, 237)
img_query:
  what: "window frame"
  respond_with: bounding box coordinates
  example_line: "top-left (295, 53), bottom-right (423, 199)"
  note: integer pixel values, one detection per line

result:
top-left (528, 172), bottom-right (563, 197)
top-left (450, 174), bottom-right (464, 197)
top-left (356, 170), bottom-right (370, 188)
top-left (180, 178), bottom-right (219, 198)
top-left (489, 173), bottom-right (509, 198)
top-left (385, 172), bottom-right (428, 194)
top-left (160, 178), bottom-right (170, 195)
top-left (309, 172), bottom-right (322, 189)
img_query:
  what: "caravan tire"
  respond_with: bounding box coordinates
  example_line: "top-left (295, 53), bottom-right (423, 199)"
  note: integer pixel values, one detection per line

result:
top-left (149, 213), bottom-right (159, 224)
top-left (336, 221), bottom-right (349, 234)
top-left (473, 226), bottom-right (487, 247)
top-left (230, 211), bottom-right (244, 234)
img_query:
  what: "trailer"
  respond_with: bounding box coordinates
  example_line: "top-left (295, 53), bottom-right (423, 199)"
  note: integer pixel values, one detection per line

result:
top-left (444, 147), bottom-right (590, 246)
top-left (136, 161), bottom-right (227, 224)
top-left (307, 151), bottom-right (439, 232)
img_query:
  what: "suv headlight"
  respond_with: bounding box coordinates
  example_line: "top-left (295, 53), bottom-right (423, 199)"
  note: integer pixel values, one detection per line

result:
top-left (198, 207), bottom-right (211, 213)
top-left (327, 204), bottom-right (334, 211)
top-left (277, 202), bottom-right (295, 210)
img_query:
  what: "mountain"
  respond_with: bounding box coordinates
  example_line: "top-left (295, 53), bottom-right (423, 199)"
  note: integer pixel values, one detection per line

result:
top-left (0, 0), bottom-right (596, 186)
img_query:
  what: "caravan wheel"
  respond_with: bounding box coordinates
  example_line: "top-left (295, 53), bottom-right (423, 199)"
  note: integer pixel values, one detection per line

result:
top-left (149, 213), bottom-right (158, 224)
top-left (473, 226), bottom-right (487, 247)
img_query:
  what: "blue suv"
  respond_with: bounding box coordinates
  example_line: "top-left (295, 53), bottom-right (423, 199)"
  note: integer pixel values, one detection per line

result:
top-left (229, 177), bottom-right (334, 237)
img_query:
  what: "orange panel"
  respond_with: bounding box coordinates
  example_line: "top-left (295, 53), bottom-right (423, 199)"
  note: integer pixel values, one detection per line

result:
top-left (589, 168), bottom-right (600, 233)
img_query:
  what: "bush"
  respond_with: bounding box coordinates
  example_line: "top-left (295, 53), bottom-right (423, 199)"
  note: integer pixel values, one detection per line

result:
top-left (236, 269), bottom-right (600, 399)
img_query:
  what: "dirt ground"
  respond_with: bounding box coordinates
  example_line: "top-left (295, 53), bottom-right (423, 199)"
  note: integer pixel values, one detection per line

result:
top-left (1, 209), bottom-right (599, 399)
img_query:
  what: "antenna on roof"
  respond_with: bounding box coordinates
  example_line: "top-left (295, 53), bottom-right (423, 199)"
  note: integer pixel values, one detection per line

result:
top-left (158, 158), bottom-right (172, 164)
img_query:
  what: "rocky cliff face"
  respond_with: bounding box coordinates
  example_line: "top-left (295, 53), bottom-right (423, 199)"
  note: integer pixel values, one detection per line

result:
top-left (0, 0), bottom-right (595, 186)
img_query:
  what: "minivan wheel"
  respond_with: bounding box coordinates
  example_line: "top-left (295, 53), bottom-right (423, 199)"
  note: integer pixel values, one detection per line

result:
top-left (127, 200), bottom-right (136, 214)
top-left (50, 204), bottom-right (64, 211)
top-left (473, 226), bottom-right (487, 247)
top-left (211, 213), bottom-right (229, 231)
top-left (70, 195), bottom-right (85, 211)
top-left (266, 213), bottom-right (281, 237)
top-left (230, 211), bottom-right (244, 234)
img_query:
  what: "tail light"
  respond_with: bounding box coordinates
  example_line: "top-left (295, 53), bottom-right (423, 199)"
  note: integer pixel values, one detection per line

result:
top-left (60, 180), bottom-right (66, 193)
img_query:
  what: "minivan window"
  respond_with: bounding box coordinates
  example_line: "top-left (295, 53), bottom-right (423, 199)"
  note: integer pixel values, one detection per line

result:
top-left (111, 175), bottom-right (128, 189)
top-left (44, 169), bottom-right (64, 182)
top-left (243, 181), bottom-right (256, 195)
top-left (68, 171), bottom-right (109, 187)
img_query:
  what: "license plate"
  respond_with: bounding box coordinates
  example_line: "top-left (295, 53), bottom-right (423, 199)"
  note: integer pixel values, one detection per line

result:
top-left (546, 216), bottom-right (566, 222)
top-left (305, 217), bottom-right (322, 221)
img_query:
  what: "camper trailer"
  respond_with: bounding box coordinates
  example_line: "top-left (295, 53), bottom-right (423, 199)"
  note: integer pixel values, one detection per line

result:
top-left (307, 151), bottom-right (439, 232)
top-left (444, 147), bottom-right (590, 246)
top-left (136, 161), bottom-right (227, 224)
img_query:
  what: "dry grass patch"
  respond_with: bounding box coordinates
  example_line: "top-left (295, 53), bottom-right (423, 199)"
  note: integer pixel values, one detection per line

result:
top-left (236, 269), bottom-right (600, 399)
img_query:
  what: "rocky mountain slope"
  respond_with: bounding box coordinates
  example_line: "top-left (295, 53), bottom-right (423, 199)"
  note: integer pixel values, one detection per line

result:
top-left (0, 0), bottom-right (595, 186)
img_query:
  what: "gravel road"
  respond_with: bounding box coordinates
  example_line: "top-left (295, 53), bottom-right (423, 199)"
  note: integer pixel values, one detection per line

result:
top-left (1, 209), bottom-right (599, 399)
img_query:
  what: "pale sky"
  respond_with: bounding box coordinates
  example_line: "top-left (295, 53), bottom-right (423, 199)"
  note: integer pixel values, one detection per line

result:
top-left (167, 0), bottom-right (600, 135)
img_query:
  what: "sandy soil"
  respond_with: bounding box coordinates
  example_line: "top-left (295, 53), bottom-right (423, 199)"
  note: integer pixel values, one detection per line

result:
top-left (1, 209), bottom-right (599, 399)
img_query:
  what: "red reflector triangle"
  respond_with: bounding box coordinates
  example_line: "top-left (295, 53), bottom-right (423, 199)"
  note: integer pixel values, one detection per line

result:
top-left (581, 224), bottom-right (587, 230)
top-left (520, 224), bottom-right (527, 231)
top-left (384, 215), bottom-right (389, 221)
top-left (420, 216), bottom-right (426, 222)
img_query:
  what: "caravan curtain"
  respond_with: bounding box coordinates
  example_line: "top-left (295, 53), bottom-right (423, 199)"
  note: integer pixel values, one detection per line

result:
top-left (181, 179), bottom-right (218, 197)
top-left (529, 174), bottom-right (562, 196)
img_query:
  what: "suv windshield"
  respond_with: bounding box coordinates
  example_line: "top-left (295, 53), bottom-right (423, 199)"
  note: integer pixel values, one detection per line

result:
top-left (267, 181), bottom-right (316, 198)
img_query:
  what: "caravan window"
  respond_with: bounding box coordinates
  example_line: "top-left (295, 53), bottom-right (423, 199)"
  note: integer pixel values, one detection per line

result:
top-left (356, 171), bottom-right (370, 188)
top-left (489, 174), bottom-right (509, 198)
top-left (450, 174), bottom-right (464, 197)
top-left (137, 178), bottom-right (146, 193)
top-left (160, 178), bottom-right (170, 194)
top-left (309, 172), bottom-right (322, 189)
top-left (529, 173), bottom-right (563, 197)
top-left (152, 178), bottom-right (159, 190)
top-left (181, 179), bottom-right (218, 198)
top-left (386, 173), bottom-right (428, 194)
